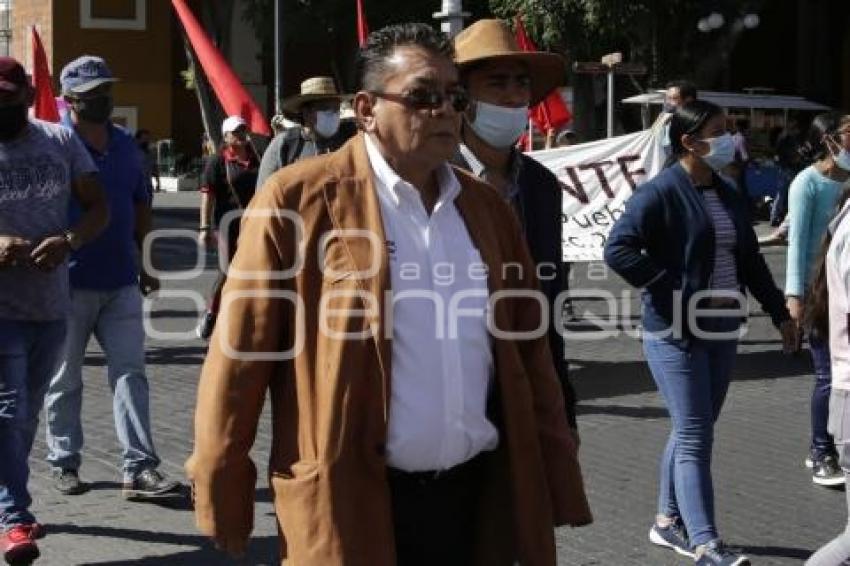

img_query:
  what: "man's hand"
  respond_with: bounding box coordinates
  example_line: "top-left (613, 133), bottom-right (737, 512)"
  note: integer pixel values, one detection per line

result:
top-left (780, 319), bottom-right (801, 354)
top-left (786, 295), bottom-right (804, 326)
top-left (29, 236), bottom-right (69, 271)
top-left (139, 269), bottom-right (161, 296)
top-left (0, 236), bottom-right (32, 267)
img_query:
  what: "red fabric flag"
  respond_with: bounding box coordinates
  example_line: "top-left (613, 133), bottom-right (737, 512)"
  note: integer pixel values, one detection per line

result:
top-left (172, 0), bottom-right (271, 136)
top-left (31, 27), bottom-right (60, 122)
top-left (514, 15), bottom-right (571, 140)
top-left (356, 0), bottom-right (370, 48)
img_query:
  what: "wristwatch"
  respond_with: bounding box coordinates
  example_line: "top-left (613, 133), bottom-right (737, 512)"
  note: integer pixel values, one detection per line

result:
top-left (62, 230), bottom-right (83, 251)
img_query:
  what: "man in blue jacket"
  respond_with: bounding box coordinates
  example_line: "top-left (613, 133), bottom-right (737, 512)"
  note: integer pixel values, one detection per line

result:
top-left (452, 19), bottom-right (578, 434)
top-left (43, 56), bottom-right (180, 500)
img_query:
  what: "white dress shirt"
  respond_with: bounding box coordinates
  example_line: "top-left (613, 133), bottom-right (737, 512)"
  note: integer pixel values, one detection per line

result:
top-left (364, 134), bottom-right (498, 472)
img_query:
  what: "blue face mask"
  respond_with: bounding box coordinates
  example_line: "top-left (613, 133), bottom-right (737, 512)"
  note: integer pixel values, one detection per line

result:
top-left (701, 133), bottom-right (736, 171)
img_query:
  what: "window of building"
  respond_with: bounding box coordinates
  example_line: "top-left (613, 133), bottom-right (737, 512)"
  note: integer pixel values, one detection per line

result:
top-left (80, 0), bottom-right (146, 31)
top-left (0, 0), bottom-right (11, 57)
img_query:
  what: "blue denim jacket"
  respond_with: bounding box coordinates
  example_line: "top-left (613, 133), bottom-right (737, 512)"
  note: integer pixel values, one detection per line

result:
top-left (604, 163), bottom-right (789, 336)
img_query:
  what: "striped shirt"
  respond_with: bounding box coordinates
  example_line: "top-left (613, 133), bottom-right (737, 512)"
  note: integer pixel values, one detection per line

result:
top-left (701, 189), bottom-right (739, 291)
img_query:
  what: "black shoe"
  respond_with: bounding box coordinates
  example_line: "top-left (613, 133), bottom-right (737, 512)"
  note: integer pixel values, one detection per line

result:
top-left (196, 311), bottom-right (216, 340)
top-left (813, 454), bottom-right (845, 487)
top-left (53, 469), bottom-right (85, 495)
top-left (649, 517), bottom-right (693, 557)
top-left (694, 540), bottom-right (749, 565)
top-left (122, 469), bottom-right (181, 500)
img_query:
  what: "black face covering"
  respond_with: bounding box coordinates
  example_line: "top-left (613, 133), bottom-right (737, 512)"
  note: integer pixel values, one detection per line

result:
top-left (0, 104), bottom-right (29, 141)
top-left (75, 95), bottom-right (113, 124)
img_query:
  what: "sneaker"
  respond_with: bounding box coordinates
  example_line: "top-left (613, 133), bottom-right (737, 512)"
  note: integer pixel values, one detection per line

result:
top-left (649, 517), bottom-right (694, 557)
top-left (1, 525), bottom-right (40, 565)
top-left (53, 468), bottom-right (85, 495)
top-left (195, 311), bottom-right (216, 340)
top-left (20, 524), bottom-right (45, 541)
top-left (694, 540), bottom-right (749, 566)
top-left (813, 454), bottom-right (845, 487)
top-left (122, 468), bottom-right (181, 500)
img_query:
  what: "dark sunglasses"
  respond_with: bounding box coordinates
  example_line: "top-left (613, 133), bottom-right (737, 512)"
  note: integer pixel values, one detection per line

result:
top-left (371, 87), bottom-right (469, 112)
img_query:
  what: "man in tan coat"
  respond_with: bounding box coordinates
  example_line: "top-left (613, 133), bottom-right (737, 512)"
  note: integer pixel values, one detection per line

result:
top-left (187, 22), bottom-right (591, 566)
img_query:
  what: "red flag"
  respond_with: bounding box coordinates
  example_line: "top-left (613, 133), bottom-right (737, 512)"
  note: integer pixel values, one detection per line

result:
top-left (172, 0), bottom-right (271, 136)
top-left (31, 27), bottom-right (60, 122)
top-left (356, 0), bottom-right (370, 48)
top-left (514, 15), bottom-right (571, 138)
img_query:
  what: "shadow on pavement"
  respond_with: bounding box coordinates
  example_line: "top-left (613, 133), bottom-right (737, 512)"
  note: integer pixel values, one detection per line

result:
top-left (577, 403), bottom-right (668, 419)
top-left (50, 523), bottom-right (277, 565)
top-left (84, 346), bottom-right (207, 367)
top-left (738, 545), bottom-right (812, 560)
top-left (573, 348), bottom-right (812, 403)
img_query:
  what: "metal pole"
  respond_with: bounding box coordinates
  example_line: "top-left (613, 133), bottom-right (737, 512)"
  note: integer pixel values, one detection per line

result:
top-left (433, 0), bottom-right (469, 38)
top-left (607, 69), bottom-right (614, 138)
top-left (274, 0), bottom-right (284, 115)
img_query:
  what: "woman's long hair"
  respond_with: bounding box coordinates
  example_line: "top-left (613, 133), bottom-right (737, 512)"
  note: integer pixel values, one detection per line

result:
top-left (798, 112), bottom-right (850, 165)
top-left (805, 186), bottom-right (850, 338)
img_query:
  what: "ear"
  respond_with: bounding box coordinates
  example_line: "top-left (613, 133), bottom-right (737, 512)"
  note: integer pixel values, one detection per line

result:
top-left (353, 91), bottom-right (377, 133)
top-left (680, 133), bottom-right (702, 154)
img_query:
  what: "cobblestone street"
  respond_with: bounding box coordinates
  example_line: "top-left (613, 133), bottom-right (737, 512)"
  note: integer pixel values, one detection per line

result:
top-left (25, 192), bottom-right (842, 565)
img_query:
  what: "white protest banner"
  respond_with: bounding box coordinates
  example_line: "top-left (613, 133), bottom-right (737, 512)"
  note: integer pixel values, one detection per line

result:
top-left (529, 120), bottom-right (667, 262)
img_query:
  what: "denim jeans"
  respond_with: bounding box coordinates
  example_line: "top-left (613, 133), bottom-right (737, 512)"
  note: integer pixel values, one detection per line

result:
top-left (0, 318), bottom-right (66, 528)
top-left (45, 285), bottom-right (159, 481)
top-left (806, 388), bottom-right (850, 565)
top-left (643, 317), bottom-right (740, 548)
top-left (810, 334), bottom-right (836, 459)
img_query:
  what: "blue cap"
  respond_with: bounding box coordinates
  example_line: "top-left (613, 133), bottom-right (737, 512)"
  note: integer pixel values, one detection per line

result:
top-left (60, 55), bottom-right (118, 95)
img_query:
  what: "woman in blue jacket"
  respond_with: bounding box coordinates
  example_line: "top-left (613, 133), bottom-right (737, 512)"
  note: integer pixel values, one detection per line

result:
top-left (605, 100), bottom-right (797, 566)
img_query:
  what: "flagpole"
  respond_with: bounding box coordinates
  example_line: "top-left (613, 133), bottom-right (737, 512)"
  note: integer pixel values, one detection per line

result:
top-left (274, 0), bottom-right (284, 115)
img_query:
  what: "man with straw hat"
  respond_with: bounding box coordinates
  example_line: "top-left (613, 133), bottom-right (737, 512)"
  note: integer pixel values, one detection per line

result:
top-left (256, 76), bottom-right (352, 188)
top-left (453, 19), bottom-right (579, 440)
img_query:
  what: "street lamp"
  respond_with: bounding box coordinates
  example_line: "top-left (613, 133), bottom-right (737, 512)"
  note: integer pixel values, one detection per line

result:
top-left (698, 10), bottom-right (760, 33)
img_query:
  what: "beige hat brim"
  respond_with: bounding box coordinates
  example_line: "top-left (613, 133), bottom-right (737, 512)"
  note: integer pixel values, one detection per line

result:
top-left (281, 93), bottom-right (351, 114)
top-left (458, 51), bottom-right (566, 106)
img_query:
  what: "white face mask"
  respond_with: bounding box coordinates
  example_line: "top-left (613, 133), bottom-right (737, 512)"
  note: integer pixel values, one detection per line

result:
top-left (314, 110), bottom-right (340, 138)
top-left (701, 133), bottom-right (736, 172)
top-left (468, 101), bottom-right (528, 149)
top-left (835, 149), bottom-right (850, 172)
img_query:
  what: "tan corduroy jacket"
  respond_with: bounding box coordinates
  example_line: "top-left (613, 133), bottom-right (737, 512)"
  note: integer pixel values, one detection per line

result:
top-left (186, 134), bottom-right (592, 566)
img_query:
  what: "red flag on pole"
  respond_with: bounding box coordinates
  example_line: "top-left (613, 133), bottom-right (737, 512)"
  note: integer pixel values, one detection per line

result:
top-left (514, 15), bottom-right (571, 143)
top-left (356, 0), bottom-right (370, 48)
top-left (31, 27), bottom-right (60, 122)
top-left (171, 0), bottom-right (271, 136)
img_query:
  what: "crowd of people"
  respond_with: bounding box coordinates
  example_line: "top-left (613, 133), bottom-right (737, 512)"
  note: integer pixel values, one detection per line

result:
top-left (1, 15), bottom-right (850, 566)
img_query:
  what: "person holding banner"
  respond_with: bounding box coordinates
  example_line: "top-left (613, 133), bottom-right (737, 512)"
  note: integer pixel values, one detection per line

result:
top-left (605, 100), bottom-right (797, 566)
top-left (452, 18), bottom-right (579, 435)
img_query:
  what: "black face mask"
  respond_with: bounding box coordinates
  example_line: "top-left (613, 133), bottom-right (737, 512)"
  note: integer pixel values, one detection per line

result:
top-left (75, 95), bottom-right (113, 124)
top-left (0, 104), bottom-right (29, 141)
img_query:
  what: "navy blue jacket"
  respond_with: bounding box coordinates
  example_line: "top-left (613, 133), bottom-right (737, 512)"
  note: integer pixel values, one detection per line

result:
top-left (604, 163), bottom-right (789, 336)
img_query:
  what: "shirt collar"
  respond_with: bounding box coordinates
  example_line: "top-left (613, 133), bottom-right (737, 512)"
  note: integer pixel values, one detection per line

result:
top-left (458, 142), bottom-right (523, 201)
top-left (364, 133), bottom-right (461, 210)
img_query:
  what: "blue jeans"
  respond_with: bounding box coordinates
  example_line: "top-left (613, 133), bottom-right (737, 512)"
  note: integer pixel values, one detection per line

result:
top-left (0, 318), bottom-right (66, 528)
top-left (45, 286), bottom-right (159, 481)
top-left (643, 317), bottom-right (740, 547)
top-left (810, 335), bottom-right (836, 459)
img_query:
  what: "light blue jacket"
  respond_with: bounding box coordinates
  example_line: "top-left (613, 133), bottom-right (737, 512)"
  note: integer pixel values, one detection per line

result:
top-left (785, 165), bottom-right (844, 297)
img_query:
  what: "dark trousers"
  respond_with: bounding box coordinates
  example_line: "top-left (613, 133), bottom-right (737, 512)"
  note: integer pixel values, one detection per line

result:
top-left (388, 453), bottom-right (486, 566)
top-left (207, 225), bottom-right (239, 314)
top-left (810, 334), bottom-right (836, 459)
